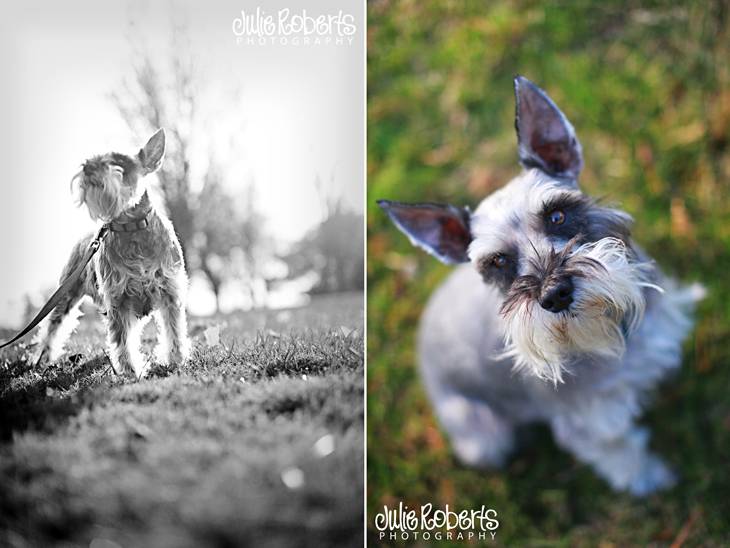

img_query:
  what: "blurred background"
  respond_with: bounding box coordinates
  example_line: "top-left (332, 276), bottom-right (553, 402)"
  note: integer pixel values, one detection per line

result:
top-left (0, 0), bottom-right (364, 326)
top-left (368, 1), bottom-right (729, 544)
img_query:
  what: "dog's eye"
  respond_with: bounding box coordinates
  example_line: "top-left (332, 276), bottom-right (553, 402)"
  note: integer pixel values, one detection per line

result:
top-left (492, 254), bottom-right (508, 268)
top-left (548, 210), bottom-right (566, 225)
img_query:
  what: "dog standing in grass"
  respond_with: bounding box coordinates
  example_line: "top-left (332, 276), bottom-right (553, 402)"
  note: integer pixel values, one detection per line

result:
top-left (33, 129), bottom-right (190, 379)
top-left (380, 77), bottom-right (703, 496)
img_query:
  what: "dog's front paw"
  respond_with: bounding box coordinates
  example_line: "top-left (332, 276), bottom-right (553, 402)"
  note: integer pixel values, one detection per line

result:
top-left (628, 455), bottom-right (677, 497)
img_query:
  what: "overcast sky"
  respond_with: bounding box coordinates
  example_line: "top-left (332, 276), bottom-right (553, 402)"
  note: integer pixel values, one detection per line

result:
top-left (0, 0), bottom-right (364, 324)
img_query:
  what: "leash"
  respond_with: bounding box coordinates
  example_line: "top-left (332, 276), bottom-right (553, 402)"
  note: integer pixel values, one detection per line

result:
top-left (0, 224), bottom-right (109, 350)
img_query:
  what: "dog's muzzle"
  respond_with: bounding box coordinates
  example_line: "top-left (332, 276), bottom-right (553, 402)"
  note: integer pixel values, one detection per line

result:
top-left (499, 237), bottom-right (659, 385)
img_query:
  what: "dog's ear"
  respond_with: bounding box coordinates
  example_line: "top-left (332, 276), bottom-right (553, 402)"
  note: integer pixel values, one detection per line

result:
top-left (138, 128), bottom-right (166, 174)
top-left (378, 200), bottom-right (472, 264)
top-left (514, 76), bottom-right (583, 181)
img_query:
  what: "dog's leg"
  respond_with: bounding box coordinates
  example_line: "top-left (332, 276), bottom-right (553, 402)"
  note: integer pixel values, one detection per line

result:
top-left (105, 305), bottom-right (147, 378)
top-left (417, 265), bottom-right (520, 467)
top-left (31, 239), bottom-right (94, 365)
top-left (156, 270), bottom-right (190, 366)
top-left (152, 309), bottom-right (170, 365)
top-left (431, 389), bottom-right (515, 468)
top-left (552, 418), bottom-right (676, 496)
top-left (32, 288), bottom-right (86, 365)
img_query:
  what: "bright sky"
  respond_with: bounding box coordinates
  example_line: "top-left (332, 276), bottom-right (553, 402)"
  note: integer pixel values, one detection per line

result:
top-left (0, 0), bottom-right (364, 325)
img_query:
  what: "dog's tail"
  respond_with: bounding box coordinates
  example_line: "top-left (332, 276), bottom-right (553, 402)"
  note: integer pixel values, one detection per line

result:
top-left (659, 280), bottom-right (706, 347)
top-left (675, 281), bottom-right (707, 309)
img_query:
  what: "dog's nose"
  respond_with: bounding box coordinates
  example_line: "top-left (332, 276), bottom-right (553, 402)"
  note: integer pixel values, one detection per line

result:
top-left (83, 163), bottom-right (93, 176)
top-left (539, 278), bottom-right (574, 313)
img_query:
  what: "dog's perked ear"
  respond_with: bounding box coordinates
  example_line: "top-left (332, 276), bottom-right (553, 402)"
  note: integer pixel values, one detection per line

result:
top-left (377, 200), bottom-right (472, 264)
top-left (514, 76), bottom-right (583, 181)
top-left (138, 128), bottom-right (166, 174)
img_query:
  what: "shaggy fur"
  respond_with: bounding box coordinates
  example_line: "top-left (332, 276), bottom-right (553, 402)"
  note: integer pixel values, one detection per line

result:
top-left (33, 129), bottom-right (190, 379)
top-left (379, 76), bottom-right (703, 496)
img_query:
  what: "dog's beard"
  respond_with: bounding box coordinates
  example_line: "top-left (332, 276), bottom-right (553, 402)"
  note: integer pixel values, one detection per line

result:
top-left (499, 238), bottom-right (661, 385)
top-left (71, 168), bottom-right (138, 222)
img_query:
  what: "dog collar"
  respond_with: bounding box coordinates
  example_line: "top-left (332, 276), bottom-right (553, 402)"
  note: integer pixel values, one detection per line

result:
top-left (109, 211), bottom-right (151, 233)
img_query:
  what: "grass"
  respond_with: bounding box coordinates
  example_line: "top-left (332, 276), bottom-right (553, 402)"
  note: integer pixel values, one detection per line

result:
top-left (0, 292), bottom-right (364, 547)
top-left (367, 2), bottom-right (730, 546)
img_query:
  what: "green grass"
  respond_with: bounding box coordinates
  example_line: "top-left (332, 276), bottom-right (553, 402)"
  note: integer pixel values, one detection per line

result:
top-left (367, 2), bottom-right (730, 546)
top-left (0, 292), bottom-right (364, 547)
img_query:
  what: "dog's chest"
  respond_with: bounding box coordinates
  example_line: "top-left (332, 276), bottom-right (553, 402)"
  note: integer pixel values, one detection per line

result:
top-left (95, 224), bottom-right (182, 315)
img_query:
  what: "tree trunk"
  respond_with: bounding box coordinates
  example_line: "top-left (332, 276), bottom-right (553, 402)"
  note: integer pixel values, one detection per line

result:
top-left (201, 260), bottom-right (222, 314)
top-left (213, 286), bottom-right (221, 314)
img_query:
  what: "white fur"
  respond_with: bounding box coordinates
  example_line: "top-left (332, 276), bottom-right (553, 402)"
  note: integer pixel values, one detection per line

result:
top-left (404, 79), bottom-right (704, 496)
top-left (415, 168), bottom-right (703, 496)
top-left (501, 238), bottom-right (662, 385)
top-left (31, 297), bottom-right (86, 362)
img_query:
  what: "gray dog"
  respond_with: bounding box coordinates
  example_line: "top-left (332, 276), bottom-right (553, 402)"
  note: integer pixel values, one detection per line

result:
top-left (379, 76), bottom-right (703, 496)
top-left (33, 129), bottom-right (190, 379)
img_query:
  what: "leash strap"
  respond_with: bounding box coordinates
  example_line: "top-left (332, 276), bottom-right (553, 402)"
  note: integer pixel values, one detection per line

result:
top-left (0, 224), bottom-right (109, 350)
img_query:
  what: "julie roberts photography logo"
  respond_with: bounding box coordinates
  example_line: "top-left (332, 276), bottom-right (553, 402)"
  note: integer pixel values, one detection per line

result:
top-left (374, 502), bottom-right (500, 542)
top-left (232, 7), bottom-right (357, 46)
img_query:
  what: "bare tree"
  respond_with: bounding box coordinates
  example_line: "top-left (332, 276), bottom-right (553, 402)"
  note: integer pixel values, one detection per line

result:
top-left (237, 182), bottom-right (269, 307)
top-left (193, 166), bottom-right (240, 311)
top-left (111, 25), bottom-right (273, 313)
top-left (111, 35), bottom-right (196, 265)
top-left (284, 174), bottom-right (364, 294)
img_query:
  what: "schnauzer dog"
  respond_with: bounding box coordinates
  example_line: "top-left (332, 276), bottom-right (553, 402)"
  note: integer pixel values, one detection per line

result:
top-left (379, 76), bottom-right (703, 496)
top-left (33, 129), bottom-right (190, 379)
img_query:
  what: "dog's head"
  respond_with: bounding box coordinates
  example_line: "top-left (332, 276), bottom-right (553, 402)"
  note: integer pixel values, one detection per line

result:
top-left (379, 77), bottom-right (659, 384)
top-left (72, 129), bottom-right (166, 222)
